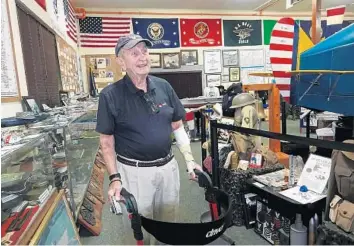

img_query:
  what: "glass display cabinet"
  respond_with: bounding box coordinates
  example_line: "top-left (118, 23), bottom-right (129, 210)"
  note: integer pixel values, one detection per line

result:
top-left (64, 109), bottom-right (99, 220)
top-left (1, 133), bottom-right (58, 245)
top-left (1, 100), bottom-right (101, 243)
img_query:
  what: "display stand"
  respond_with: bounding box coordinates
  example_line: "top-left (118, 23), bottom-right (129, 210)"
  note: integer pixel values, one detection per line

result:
top-left (247, 178), bottom-right (326, 244)
top-left (207, 119), bottom-right (353, 243)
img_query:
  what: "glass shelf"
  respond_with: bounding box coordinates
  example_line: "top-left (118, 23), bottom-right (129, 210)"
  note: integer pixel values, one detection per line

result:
top-left (64, 109), bottom-right (99, 219)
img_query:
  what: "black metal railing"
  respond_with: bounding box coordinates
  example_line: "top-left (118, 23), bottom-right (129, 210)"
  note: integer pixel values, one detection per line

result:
top-left (201, 116), bottom-right (354, 188)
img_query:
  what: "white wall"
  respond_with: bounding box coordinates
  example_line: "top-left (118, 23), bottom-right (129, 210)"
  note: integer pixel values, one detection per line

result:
top-left (2, 5), bottom-right (354, 117)
top-left (2, 0), bottom-right (79, 118)
top-left (78, 8), bottom-right (354, 93)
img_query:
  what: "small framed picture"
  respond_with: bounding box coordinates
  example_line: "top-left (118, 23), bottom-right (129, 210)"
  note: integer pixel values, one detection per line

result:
top-left (181, 50), bottom-right (198, 65)
top-left (96, 57), bottom-right (107, 69)
top-left (162, 53), bottom-right (181, 69)
top-left (22, 96), bottom-right (41, 114)
top-left (206, 74), bottom-right (221, 87)
top-left (29, 190), bottom-right (81, 245)
top-left (222, 75), bottom-right (229, 83)
top-left (229, 67), bottom-right (240, 82)
top-left (223, 50), bottom-right (239, 66)
top-left (149, 53), bottom-right (162, 68)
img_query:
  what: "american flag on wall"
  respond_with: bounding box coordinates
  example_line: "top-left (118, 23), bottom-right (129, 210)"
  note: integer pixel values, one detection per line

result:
top-left (79, 17), bottom-right (131, 48)
top-left (64, 0), bottom-right (77, 42)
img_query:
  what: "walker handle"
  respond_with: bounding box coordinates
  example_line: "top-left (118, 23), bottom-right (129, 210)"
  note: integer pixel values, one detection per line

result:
top-left (120, 188), bottom-right (139, 214)
top-left (194, 169), bottom-right (213, 189)
top-left (119, 188), bottom-right (144, 242)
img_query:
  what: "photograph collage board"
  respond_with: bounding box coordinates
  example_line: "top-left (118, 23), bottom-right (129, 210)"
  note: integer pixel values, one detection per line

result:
top-left (85, 54), bottom-right (124, 91)
top-left (89, 57), bottom-right (115, 82)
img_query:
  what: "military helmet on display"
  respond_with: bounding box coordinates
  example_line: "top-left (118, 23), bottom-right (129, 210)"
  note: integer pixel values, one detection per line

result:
top-left (229, 93), bottom-right (257, 109)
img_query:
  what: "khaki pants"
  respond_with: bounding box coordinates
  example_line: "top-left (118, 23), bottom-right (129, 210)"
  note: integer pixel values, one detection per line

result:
top-left (117, 157), bottom-right (180, 245)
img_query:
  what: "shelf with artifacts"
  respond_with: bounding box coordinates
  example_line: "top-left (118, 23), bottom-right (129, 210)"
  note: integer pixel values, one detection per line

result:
top-left (1, 131), bottom-right (60, 245)
top-left (1, 99), bottom-right (106, 240)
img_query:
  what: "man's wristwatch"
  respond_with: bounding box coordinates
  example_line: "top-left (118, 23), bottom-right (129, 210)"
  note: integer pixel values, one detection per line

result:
top-left (109, 173), bottom-right (121, 181)
top-left (109, 173), bottom-right (122, 185)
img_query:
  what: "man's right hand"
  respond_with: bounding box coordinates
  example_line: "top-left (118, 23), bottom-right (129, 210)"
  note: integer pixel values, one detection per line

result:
top-left (108, 179), bottom-right (122, 203)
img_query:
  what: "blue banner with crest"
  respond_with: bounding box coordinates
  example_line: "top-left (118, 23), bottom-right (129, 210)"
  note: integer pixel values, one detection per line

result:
top-left (132, 18), bottom-right (180, 49)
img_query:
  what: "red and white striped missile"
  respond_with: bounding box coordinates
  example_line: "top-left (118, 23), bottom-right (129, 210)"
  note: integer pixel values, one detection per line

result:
top-left (269, 17), bottom-right (295, 103)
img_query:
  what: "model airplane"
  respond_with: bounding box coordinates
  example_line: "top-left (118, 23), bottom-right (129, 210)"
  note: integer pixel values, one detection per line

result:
top-left (289, 23), bottom-right (354, 116)
top-left (249, 15), bottom-right (354, 116)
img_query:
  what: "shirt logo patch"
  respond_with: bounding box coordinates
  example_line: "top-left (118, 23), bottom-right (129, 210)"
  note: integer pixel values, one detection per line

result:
top-left (158, 102), bottom-right (167, 108)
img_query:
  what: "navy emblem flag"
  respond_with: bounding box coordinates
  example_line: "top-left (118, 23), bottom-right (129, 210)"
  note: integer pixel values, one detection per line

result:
top-left (223, 20), bottom-right (262, 46)
top-left (132, 18), bottom-right (180, 48)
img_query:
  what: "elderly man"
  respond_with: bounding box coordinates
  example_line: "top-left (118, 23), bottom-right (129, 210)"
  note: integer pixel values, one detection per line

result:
top-left (95, 34), bottom-right (202, 244)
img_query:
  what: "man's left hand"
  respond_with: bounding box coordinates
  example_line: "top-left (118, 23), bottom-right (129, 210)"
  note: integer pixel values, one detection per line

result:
top-left (187, 162), bottom-right (203, 181)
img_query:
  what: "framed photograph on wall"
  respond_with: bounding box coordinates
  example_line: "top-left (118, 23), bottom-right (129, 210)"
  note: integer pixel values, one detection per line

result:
top-left (223, 50), bottom-right (239, 66)
top-left (203, 50), bottom-right (222, 74)
top-left (181, 50), bottom-right (198, 65)
top-left (149, 53), bottom-right (162, 68)
top-left (29, 190), bottom-right (81, 245)
top-left (162, 53), bottom-right (181, 69)
top-left (229, 67), bottom-right (240, 82)
top-left (206, 74), bottom-right (222, 87)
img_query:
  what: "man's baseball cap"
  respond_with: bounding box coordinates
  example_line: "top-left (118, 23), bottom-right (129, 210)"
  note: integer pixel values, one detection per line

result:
top-left (115, 34), bottom-right (153, 56)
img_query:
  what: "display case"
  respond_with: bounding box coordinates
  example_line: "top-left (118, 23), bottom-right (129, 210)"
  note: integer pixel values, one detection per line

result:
top-left (1, 100), bottom-right (104, 241)
top-left (1, 133), bottom-right (58, 245)
top-left (64, 109), bottom-right (107, 236)
top-left (64, 109), bottom-right (100, 219)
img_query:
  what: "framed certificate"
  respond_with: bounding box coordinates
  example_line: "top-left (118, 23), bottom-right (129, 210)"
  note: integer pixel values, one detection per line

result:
top-left (223, 50), bottom-right (239, 66)
top-left (203, 50), bottom-right (222, 74)
top-left (229, 67), bottom-right (240, 82)
top-left (206, 74), bottom-right (222, 87)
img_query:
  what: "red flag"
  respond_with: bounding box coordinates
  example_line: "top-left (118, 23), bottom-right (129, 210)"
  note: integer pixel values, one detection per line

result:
top-left (180, 18), bottom-right (222, 47)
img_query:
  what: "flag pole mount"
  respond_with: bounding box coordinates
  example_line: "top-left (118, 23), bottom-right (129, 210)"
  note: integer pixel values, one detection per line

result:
top-left (75, 8), bottom-right (86, 20)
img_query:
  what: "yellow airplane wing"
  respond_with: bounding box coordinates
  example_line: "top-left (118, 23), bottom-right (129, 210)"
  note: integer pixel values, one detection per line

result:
top-left (248, 72), bottom-right (274, 77)
top-left (287, 70), bottom-right (354, 75)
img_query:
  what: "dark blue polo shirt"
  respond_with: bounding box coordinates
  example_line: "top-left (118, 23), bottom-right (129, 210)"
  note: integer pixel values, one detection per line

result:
top-left (96, 75), bottom-right (186, 161)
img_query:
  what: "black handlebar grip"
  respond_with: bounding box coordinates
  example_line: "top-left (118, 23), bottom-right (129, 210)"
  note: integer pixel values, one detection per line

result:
top-left (120, 187), bottom-right (130, 198)
top-left (194, 169), bottom-right (203, 176)
top-left (120, 188), bottom-right (139, 214)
